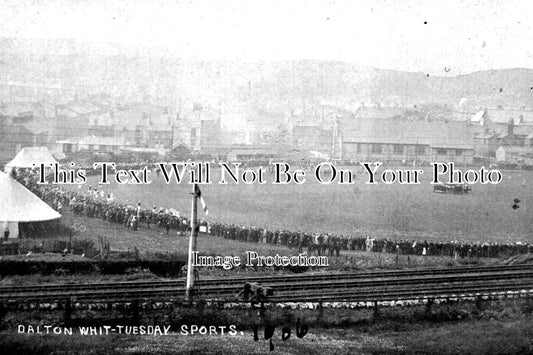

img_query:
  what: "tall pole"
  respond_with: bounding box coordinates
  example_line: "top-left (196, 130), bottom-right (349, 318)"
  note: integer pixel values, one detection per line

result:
top-left (185, 183), bottom-right (198, 301)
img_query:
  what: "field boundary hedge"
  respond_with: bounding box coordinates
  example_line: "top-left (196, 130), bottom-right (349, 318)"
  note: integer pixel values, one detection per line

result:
top-left (0, 258), bottom-right (187, 277)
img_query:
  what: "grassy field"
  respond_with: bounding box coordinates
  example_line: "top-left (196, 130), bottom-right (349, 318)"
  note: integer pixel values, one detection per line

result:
top-left (3, 207), bottom-right (488, 285)
top-left (68, 166), bottom-right (533, 243)
top-left (60, 209), bottom-right (295, 257)
top-left (57, 209), bottom-right (466, 272)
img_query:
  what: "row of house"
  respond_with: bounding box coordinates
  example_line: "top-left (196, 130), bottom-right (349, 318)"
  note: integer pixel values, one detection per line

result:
top-left (0, 98), bottom-right (224, 164)
top-left (287, 105), bottom-right (533, 165)
top-left (2, 97), bottom-right (533, 166)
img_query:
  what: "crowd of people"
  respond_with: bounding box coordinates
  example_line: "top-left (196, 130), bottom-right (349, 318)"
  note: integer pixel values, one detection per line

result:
top-left (13, 168), bottom-right (191, 236)
top-left (10, 167), bottom-right (532, 260)
top-left (208, 223), bottom-right (531, 259)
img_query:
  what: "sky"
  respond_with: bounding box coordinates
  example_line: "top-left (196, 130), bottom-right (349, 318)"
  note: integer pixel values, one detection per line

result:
top-left (0, 0), bottom-right (532, 75)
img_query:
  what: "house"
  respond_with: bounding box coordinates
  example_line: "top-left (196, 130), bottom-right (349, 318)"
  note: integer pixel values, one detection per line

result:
top-left (473, 130), bottom-right (498, 159)
top-left (497, 118), bottom-right (530, 147)
top-left (291, 126), bottom-right (334, 155)
top-left (146, 124), bottom-right (173, 150)
top-left (0, 124), bottom-right (47, 165)
top-left (495, 119), bottom-right (533, 162)
top-left (200, 118), bottom-right (222, 148)
top-left (173, 121), bottom-right (198, 150)
top-left (289, 105), bottom-right (355, 155)
top-left (88, 112), bottom-right (115, 137)
top-left (0, 102), bottom-right (40, 122)
top-left (243, 119), bottom-right (285, 146)
top-left (470, 107), bottom-right (533, 126)
top-left (111, 103), bottom-right (174, 149)
top-left (474, 118), bottom-right (533, 160)
top-left (169, 141), bottom-right (193, 158)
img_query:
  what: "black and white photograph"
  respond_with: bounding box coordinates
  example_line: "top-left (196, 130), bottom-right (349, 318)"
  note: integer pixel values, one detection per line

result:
top-left (1, 0), bottom-right (533, 354)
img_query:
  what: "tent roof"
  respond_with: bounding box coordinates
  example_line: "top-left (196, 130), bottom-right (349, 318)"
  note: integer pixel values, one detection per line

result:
top-left (0, 171), bottom-right (61, 222)
top-left (5, 147), bottom-right (57, 169)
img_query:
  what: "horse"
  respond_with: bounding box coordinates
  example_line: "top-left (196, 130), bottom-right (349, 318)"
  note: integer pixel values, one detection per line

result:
top-left (327, 240), bottom-right (342, 257)
top-left (308, 238), bottom-right (327, 256)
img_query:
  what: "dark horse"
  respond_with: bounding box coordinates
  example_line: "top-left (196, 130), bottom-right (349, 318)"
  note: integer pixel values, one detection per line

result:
top-left (327, 240), bottom-right (342, 257)
top-left (308, 241), bottom-right (327, 256)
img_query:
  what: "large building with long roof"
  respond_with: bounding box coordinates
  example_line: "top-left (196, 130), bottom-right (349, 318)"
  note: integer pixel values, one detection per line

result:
top-left (339, 118), bottom-right (475, 164)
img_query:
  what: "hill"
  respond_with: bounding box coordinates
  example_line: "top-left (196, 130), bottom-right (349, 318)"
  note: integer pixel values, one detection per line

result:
top-left (1, 37), bottom-right (531, 112)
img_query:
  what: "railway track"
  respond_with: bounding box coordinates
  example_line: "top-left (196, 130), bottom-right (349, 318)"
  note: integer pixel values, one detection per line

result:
top-left (1, 264), bottom-right (532, 304)
top-left (1, 264), bottom-right (531, 295)
top-left (268, 281), bottom-right (533, 302)
top-left (2, 279), bottom-right (531, 305)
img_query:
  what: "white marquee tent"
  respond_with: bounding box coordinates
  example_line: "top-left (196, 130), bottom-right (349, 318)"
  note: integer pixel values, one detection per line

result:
top-left (0, 171), bottom-right (61, 239)
top-left (4, 146), bottom-right (57, 172)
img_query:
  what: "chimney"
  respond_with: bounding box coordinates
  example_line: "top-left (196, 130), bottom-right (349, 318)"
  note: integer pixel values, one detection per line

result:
top-left (508, 117), bottom-right (514, 136)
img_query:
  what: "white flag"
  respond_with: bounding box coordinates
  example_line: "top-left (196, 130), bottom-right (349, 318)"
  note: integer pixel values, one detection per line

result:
top-left (195, 185), bottom-right (208, 216)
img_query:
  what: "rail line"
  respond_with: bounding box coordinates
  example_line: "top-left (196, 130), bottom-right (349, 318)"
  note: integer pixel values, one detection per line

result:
top-left (1, 264), bottom-right (532, 295)
top-left (2, 281), bottom-right (531, 306)
top-left (1, 264), bottom-right (532, 304)
top-left (4, 276), bottom-right (531, 302)
top-left (267, 281), bottom-right (533, 302)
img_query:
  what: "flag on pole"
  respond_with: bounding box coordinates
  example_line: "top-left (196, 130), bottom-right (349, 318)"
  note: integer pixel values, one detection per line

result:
top-left (195, 185), bottom-right (208, 216)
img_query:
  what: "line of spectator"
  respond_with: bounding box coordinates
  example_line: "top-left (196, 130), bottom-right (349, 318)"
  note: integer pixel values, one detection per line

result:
top-left (11, 168), bottom-right (532, 259)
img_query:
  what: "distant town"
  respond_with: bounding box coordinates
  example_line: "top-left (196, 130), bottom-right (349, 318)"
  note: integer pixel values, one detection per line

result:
top-left (1, 94), bottom-right (532, 167)
top-left (1, 38), bottom-right (532, 168)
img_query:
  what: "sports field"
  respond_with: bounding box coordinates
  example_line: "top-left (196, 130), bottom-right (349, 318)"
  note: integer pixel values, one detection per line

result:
top-left (70, 166), bottom-right (533, 243)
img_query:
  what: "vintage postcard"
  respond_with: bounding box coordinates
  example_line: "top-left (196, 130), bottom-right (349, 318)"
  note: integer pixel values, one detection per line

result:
top-left (0, 1), bottom-right (532, 354)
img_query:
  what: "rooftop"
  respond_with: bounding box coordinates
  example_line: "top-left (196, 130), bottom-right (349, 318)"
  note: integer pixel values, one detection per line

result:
top-left (340, 118), bottom-right (474, 148)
